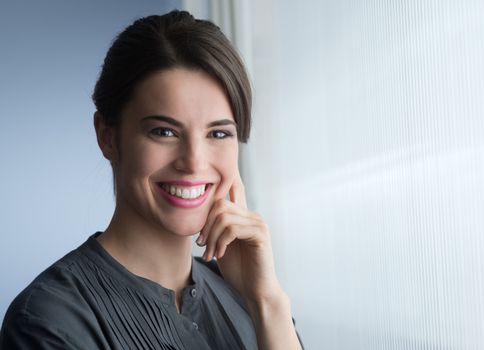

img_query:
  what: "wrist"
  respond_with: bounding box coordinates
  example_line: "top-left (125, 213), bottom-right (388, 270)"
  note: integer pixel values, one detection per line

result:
top-left (244, 289), bottom-right (302, 350)
top-left (245, 288), bottom-right (291, 323)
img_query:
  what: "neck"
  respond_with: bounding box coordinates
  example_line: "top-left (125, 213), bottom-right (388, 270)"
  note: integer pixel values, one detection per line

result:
top-left (97, 201), bottom-right (194, 296)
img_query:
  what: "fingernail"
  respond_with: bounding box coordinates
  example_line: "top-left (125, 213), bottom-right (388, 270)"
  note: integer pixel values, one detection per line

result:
top-left (196, 235), bottom-right (204, 246)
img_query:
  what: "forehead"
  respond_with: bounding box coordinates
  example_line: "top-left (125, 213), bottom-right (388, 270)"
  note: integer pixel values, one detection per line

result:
top-left (125, 68), bottom-right (234, 124)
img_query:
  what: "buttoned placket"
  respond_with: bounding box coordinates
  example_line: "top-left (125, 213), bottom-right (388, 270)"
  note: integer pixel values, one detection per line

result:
top-left (178, 284), bottom-right (202, 333)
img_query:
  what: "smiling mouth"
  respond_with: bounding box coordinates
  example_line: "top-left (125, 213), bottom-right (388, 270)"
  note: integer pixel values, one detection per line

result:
top-left (157, 183), bottom-right (212, 200)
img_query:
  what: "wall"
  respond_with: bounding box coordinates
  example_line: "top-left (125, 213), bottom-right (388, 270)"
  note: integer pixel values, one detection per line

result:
top-left (0, 0), bottom-right (180, 319)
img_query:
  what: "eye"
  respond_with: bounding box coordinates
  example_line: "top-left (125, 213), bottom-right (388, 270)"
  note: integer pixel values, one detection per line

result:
top-left (150, 127), bottom-right (176, 137)
top-left (209, 130), bottom-right (234, 139)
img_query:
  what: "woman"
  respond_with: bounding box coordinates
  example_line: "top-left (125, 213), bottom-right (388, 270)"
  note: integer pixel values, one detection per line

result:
top-left (0, 10), bottom-right (303, 350)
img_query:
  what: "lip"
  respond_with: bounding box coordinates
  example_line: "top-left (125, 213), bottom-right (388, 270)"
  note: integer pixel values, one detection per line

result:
top-left (157, 183), bottom-right (212, 209)
top-left (162, 180), bottom-right (211, 186)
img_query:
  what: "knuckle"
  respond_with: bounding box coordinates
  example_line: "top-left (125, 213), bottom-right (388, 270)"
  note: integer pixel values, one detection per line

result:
top-left (218, 212), bottom-right (231, 227)
top-left (252, 213), bottom-right (268, 228)
top-left (259, 222), bottom-right (270, 238)
top-left (261, 221), bottom-right (269, 231)
top-left (215, 199), bottom-right (226, 210)
top-left (226, 225), bottom-right (237, 237)
top-left (252, 212), bottom-right (263, 221)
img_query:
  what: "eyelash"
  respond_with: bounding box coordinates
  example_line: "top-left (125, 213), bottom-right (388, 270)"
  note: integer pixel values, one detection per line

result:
top-left (149, 127), bottom-right (234, 139)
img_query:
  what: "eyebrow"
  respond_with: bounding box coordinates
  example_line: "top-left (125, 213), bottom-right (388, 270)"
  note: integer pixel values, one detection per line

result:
top-left (141, 115), bottom-right (237, 128)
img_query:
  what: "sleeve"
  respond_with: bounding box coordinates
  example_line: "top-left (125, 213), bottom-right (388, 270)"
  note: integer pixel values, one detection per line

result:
top-left (198, 256), bottom-right (306, 349)
top-left (0, 312), bottom-right (82, 350)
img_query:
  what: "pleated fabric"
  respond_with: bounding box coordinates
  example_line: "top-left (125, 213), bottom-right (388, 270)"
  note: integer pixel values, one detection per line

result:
top-left (0, 232), bottom-right (258, 350)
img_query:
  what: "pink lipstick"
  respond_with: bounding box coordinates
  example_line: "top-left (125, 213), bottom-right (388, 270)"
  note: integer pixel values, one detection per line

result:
top-left (163, 180), bottom-right (208, 186)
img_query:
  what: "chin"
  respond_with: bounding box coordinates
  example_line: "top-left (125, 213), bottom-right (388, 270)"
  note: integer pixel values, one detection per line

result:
top-left (162, 220), bottom-right (205, 237)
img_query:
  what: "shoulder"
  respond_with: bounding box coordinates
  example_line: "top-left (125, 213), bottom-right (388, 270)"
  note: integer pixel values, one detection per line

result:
top-left (1, 280), bottom-right (78, 348)
top-left (0, 252), bottom-right (99, 349)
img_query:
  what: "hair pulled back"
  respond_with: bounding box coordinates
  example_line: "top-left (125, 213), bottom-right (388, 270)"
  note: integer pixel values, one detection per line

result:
top-left (92, 10), bottom-right (251, 142)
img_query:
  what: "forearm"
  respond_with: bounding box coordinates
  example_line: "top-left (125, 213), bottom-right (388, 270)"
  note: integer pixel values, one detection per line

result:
top-left (246, 290), bottom-right (302, 350)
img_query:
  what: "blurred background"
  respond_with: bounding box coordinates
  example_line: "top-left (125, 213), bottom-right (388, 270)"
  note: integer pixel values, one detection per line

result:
top-left (1, 1), bottom-right (484, 349)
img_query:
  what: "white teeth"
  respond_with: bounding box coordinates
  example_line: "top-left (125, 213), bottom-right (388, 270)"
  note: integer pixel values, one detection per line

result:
top-left (190, 188), bottom-right (197, 198)
top-left (162, 184), bottom-right (208, 200)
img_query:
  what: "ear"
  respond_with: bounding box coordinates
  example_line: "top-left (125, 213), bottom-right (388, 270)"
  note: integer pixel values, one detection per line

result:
top-left (94, 111), bottom-right (119, 162)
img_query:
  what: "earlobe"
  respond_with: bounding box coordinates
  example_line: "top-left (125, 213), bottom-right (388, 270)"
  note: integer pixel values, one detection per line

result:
top-left (93, 111), bottom-right (118, 161)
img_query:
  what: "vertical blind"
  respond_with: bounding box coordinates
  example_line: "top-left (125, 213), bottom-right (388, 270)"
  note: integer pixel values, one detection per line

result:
top-left (245, 0), bottom-right (484, 348)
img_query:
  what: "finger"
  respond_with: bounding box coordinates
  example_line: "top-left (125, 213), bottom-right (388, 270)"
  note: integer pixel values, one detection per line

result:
top-left (214, 225), bottom-right (239, 259)
top-left (199, 199), bottom-right (227, 246)
top-left (202, 212), bottom-right (254, 261)
top-left (229, 169), bottom-right (247, 209)
top-left (203, 212), bottom-right (253, 260)
top-left (215, 224), bottom-right (259, 259)
top-left (204, 213), bottom-right (268, 261)
top-left (199, 199), bottom-right (249, 245)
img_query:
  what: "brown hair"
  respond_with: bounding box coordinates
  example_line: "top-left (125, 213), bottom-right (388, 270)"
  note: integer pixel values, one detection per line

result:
top-left (92, 10), bottom-right (252, 142)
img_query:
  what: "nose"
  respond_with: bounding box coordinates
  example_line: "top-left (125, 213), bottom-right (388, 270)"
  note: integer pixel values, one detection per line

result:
top-left (173, 136), bottom-right (207, 173)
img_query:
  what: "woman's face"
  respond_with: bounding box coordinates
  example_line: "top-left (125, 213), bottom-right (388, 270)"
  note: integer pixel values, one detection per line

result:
top-left (112, 68), bottom-right (239, 236)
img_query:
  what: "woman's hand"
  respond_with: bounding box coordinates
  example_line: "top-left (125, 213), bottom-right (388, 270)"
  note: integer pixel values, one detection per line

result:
top-left (197, 170), bottom-right (301, 350)
top-left (197, 169), bottom-right (283, 304)
top-left (197, 170), bottom-right (303, 349)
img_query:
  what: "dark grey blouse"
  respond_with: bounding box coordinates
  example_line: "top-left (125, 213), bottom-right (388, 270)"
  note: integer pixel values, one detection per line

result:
top-left (0, 232), bottom-right (261, 349)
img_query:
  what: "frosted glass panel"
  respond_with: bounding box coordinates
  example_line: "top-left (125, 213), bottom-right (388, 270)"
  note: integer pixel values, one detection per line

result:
top-left (247, 0), bottom-right (484, 349)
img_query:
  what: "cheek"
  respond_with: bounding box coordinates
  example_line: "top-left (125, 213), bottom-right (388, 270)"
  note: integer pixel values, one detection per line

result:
top-left (118, 142), bottom-right (167, 182)
top-left (213, 147), bottom-right (239, 200)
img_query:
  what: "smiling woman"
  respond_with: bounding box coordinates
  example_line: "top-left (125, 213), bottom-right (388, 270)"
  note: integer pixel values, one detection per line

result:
top-left (0, 10), bottom-right (303, 350)
top-left (95, 68), bottom-right (239, 238)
